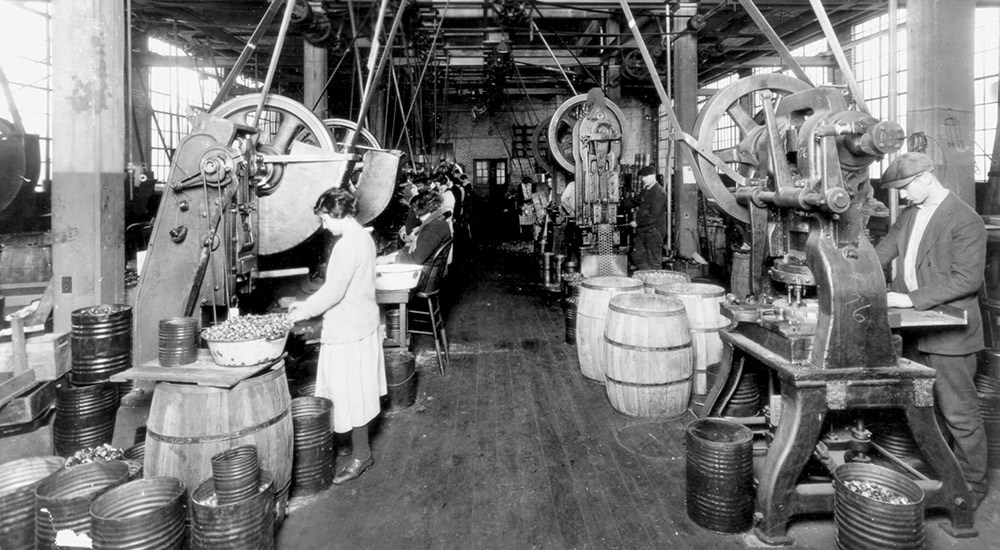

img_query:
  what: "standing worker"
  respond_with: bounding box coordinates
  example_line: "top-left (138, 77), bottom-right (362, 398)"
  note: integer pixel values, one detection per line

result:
top-left (622, 165), bottom-right (667, 271)
top-left (287, 188), bottom-right (387, 484)
top-left (874, 152), bottom-right (988, 509)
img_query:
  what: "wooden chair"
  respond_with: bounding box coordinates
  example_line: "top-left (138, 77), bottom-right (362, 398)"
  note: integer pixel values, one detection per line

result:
top-left (407, 237), bottom-right (453, 375)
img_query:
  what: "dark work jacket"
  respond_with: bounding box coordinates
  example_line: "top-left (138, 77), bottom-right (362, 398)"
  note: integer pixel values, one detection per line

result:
top-left (623, 183), bottom-right (667, 234)
top-left (874, 192), bottom-right (986, 355)
top-left (397, 210), bottom-right (452, 266)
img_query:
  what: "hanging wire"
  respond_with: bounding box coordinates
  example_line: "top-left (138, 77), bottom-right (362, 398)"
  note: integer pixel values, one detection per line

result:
top-left (529, 6), bottom-right (600, 88)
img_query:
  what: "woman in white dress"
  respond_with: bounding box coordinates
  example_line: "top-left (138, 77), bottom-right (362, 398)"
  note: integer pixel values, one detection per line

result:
top-left (287, 188), bottom-right (386, 484)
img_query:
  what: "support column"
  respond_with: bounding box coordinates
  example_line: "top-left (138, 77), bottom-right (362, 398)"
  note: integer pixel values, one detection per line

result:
top-left (605, 19), bottom-right (622, 104)
top-left (303, 41), bottom-right (328, 118)
top-left (51, 1), bottom-right (126, 331)
top-left (907, 0), bottom-right (976, 202)
top-left (672, 3), bottom-right (700, 258)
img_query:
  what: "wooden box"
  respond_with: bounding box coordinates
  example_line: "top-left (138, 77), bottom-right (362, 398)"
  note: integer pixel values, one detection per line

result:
top-left (0, 332), bottom-right (71, 381)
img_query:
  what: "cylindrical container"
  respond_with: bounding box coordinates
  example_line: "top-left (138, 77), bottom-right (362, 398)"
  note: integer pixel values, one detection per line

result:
top-left (975, 373), bottom-right (1000, 395)
top-left (685, 419), bottom-right (755, 534)
top-left (89, 477), bottom-right (187, 550)
top-left (979, 391), bottom-right (1000, 470)
top-left (385, 350), bottom-right (417, 409)
top-left (123, 443), bottom-right (145, 462)
top-left (211, 446), bottom-right (260, 505)
top-left (633, 269), bottom-right (690, 294)
top-left (561, 273), bottom-right (584, 299)
top-left (730, 251), bottom-right (751, 299)
top-left (190, 470), bottom-right (275, 550)
top-left (53, 381), bottom-right (119, 456)
top-left (291, 397), bottom-right (334, 498)
top-left (71, 304), bottom-right (133, 384)
top-left (0, 456), bottom-right (65, 550)
top-left (981, 349), bottom-right (1000, 380)
top-left (576, 276), bottom-right (644, 383)
top-left (34, 460), bottom-right (131, 550)
top-left (982, 299), bottom-right (1000, 350)
top-left (297, 381), bottom-right (316, 398)
top-left (158, 317), bottom-right (199, 367)
top-left (145, 364), bottom-right (292, 522)
top-left (603, 294), bottom-right (693, 418)
top-left (541, 252), bottom-right (554, 284)
top-left (722, 371), bottom-right (760, 417)
top-left (833, 463), bottom-right (925, 550)
top-left (385, 309), bottom-right (400, 338)
top-left (655, 283), bottom-right (728, 395)
top-left (564, 296), bottom-right (578, 345)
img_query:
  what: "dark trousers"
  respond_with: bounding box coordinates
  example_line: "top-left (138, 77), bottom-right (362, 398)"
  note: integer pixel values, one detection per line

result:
top-left (630, 228), bottom-right (663, 271)
top-left (922, 352), bottom-right (989, 498)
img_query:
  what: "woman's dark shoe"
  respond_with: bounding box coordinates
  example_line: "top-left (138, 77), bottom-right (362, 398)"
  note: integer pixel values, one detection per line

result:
top-left (333, 456), bottom-right (373, 485)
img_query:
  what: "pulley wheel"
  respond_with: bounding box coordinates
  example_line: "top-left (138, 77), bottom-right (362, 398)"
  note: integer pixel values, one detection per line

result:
top-left (322, 118), bottom-right (381, 153)
top-left (531, 115), bottom-right (554, 173)
top-left (211, 94), bottom-right (339, 256)
top-left (548, 93), bottom-right (627, 173)
top-left (691, 74), bottom-right (811, 223)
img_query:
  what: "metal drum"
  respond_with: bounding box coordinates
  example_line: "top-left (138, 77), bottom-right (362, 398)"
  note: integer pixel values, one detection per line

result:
top-left (34, 461), bottom-right (131, 550)
top-left (190, 470), bottom-right (276, 550)
top-left (53, 381), bottom-right (119, 457)
top-left (158, 317), bottom-right (199, 367)
top-left (0, 456), bottom-right (64, 550)
top-left (290, 397), bottom-right (334, 498)
top-left (385, 350), bottom-right (417, 409)
top-left (71, 304), bottom-right (133, 384)
top-left (211, 445), bottom-right (260, 505)
top-left (563, 296), bottom-right (578, 345)
top-left (89, 477), bottom-right (187, 550)
top-left (833, 463), bottom-right (925, 550)
top-left (685, 418), bottom-right (755, 533)
top-left (722, 371), bottom-right (761, 418)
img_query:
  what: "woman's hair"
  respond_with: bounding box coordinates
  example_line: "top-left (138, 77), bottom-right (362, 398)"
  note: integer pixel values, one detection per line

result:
top-left (411, 190), bottom-right (444, 216)
top-left (313, 187), bottom-right (357, 219)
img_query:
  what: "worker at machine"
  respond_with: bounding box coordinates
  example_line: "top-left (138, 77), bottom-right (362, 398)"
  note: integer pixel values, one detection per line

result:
top-left (874, 152), bottom-right (989, 508)
top-left (531, 179), bottom-right (553, 248)
top-left (286, 188), bottom-right (387, 484)
top-left (621, 165), bottom-right (667, 271)
top-left (382, 190), bottom-right (452, 266)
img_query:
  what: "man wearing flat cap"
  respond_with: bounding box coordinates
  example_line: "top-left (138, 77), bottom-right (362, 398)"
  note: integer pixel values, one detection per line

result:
top-left (622, 165), bottom-right (667, 270)
top-left (874, 151), bottom-right (988, 508)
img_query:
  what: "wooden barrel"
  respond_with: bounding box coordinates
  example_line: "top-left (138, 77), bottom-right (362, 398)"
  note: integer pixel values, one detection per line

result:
top-left (655, 283), bottom-right (728, 395)
top-left (604, 294), bottom-right (693, 418)
top-left (0, 233), bottom-right (52, 284)
top-left (145, 364), bottom-right (293, 521)
top-left (730, 251), bottom-right (751, 299)
top-left (633, 269), bottom-right (690, 294)
top-left (576, 276), bottom-right (644, 383)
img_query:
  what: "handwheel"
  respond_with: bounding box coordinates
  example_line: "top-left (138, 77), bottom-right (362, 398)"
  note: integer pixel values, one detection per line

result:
top-left (212, 94), bottom-right (339, 255)
top-left (692, 74), bottom-right (811, 224)
top-left (548, 93), bottom-right (627, 173)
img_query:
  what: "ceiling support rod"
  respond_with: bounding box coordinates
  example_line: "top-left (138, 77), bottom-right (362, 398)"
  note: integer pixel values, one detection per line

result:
top-left (209, 0), bottom-right (284, 111)
top-left (529, 20), bottom-right (578, 96)
top-left (806, 0), bottom-right (869, 113)
top-left (735, 0), bottom-right (814, 86)
top-left (395, 0), bottom-right (450, 150)
top-left (251, 0), bottom-right (298, 130)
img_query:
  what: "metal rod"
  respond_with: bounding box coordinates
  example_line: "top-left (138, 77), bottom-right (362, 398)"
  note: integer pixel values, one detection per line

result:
top-left (736, 0), bottom-right (814, 86)
top-left (887, 0), bottom-right (900, 228)
top-left (529, 20), bottom-right (578, 96)
top-left (807, 0), bottom-right (869, 114)
top-left (361, 0), bottom-right (393, 99)
top-left (310, 33), bottom-right (362, 112)
top-left (394, 0), bottom-right (449, 150)
top-left (251, 0), bottom-right (298, 131)
top-left (209, 0), bottom-right (284, 111)
top-left (389, 63), bottom-right (414, 157)
top-left (345, 0), bottom-right (367, 100)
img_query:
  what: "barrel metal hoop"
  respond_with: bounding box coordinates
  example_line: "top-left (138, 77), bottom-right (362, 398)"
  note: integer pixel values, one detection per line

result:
top-left (146, 407), bottom-right (290, 444)
top-left (604, 335), bottom-right (692, 353)
top-left (607, 303), bottom-right (686, 317)
top-left (605, 373), bottom-right (693, 388)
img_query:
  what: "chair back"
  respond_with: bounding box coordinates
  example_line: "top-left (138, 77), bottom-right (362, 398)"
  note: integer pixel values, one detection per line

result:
top-left (416, 237), bottom-right (453, 294)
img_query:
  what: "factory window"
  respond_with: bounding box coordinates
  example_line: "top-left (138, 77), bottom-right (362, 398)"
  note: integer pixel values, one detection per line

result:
top-left (147, 37), bottom-right (222, 181)
top-left (474, 158), bottom-right (508, 189)
top-left (849, 11), bottom-right (908, 179)
top-left (0, 2), bottom-right (52, 189)
top-left (974, 8), bottom-right (1000, 180)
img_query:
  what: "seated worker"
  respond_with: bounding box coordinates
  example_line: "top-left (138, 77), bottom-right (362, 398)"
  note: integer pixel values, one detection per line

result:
top-left (380, 190), bottom-right (452, 266)
top-left (874, 152), bottom-right (988, 508)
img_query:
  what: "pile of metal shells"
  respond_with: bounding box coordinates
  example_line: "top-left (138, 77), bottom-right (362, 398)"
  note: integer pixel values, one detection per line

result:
top-left (841, 480), bottom-right (912, 505)
top-left (202, 314), bottom-right (293, 342)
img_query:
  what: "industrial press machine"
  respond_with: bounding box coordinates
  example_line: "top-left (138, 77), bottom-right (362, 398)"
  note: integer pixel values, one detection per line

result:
top-left (693, 74), bottom-right (978, 543)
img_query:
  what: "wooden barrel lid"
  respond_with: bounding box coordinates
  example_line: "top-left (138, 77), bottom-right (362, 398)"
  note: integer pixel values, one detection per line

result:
top-left (581, 276), bottom-right (643, 291)
top-left (608, 293), bottom-right (686, 317)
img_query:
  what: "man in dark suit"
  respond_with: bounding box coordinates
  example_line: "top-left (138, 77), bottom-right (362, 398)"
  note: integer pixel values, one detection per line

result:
top-left (622, 165), bottom-right (667, 270)
top-left (874, 152), bottom-right (988, 507)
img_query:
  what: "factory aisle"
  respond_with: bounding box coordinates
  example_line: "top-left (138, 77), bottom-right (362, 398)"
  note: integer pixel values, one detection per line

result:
top-left (276, 246), bottom-right (1000, 550)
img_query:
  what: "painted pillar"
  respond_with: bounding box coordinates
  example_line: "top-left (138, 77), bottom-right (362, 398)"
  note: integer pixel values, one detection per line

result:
top-left (907, 0), bottom-right (976, 202)
top-left (303, 41), bottom-right (328, 118)
top-left (672, 2), bottom-right (700, 258)
top-left (51, 1), bottom-right (126, 331)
